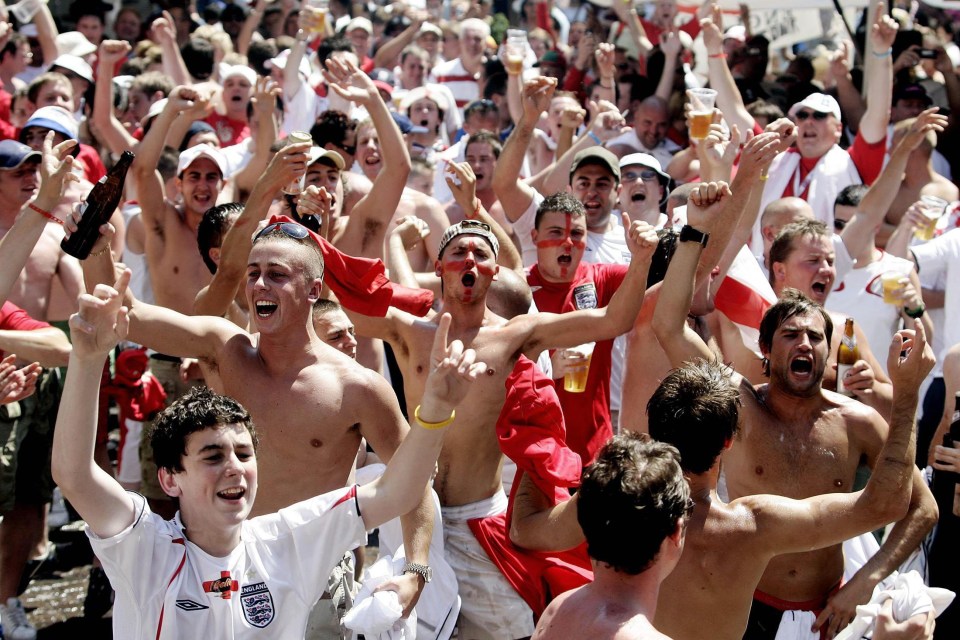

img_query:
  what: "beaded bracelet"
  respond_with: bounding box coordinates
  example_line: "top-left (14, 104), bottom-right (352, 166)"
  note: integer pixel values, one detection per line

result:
top-left (28, 202), bottom-right (62, 225)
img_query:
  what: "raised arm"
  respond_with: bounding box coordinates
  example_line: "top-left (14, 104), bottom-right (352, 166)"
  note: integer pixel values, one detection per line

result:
top-left (510, 474), bottom-right (583, 551)
top-left (52, 271), bottom-right (138, 539)
top-left (0, 326), bottom-right (70, 367)
top-left (858, 2), bottom-right (898, 144)
top-left (540, 106), bottom-right (629, 197)
top-left (493, 77), bottom-right (557, 223)
top-left (445, 160), bottom-right (523, 273)
top-left (372, 9), bottom-right (427, 69)
top-left (93, 41), bottom-right (138, 155)
top-left (656, 31), bottom-right (682, 102)
top-left (149, 11), bottom-right (190, 86)
top-left (32, 3), bottom-right (59, 73)
top-left (232, 77), bottom-right (282, 197)
top-left (518, 217), bottom-right (659, 356)
top-left (236, 0), bottom-right (265, 57)
top-left (700, 6), bottom-right (754, 134)
top-left (653, 182), bottom-right (734, 367)
top-left (133, 87), bottom-right (195, 233)
top-left (327, 57), bottom-right (411, 258)
top-left (842, 108), bottom-right (947, 259)
top-left (194, 143), bottom-right (309, 317)
top-left (609, 0), bottom-right (653, 59)
top-left (0, 135), bottom-right (78, 305)
top-left (814, 324), bottom-right (939, 638)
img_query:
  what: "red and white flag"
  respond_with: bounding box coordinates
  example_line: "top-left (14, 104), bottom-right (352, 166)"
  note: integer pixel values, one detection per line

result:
top-left (714, 246), bottom-right (777, 355)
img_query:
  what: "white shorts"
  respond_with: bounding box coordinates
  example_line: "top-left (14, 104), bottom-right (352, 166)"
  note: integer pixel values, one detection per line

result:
top-left (441, 490), bottom-right (535, 639)
top-left (116, 419), bottom-right (143, 485)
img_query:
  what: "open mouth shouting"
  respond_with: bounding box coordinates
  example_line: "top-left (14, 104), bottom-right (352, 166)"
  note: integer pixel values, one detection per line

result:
top-left (217, 486), bottom-right (246, 501)
top-left (810, 280), bottom-right (829, 301)
top-left (461, 272), bottom-right (476, 287)
top-left (255, 300), bottom-right (278, 317)
top-left (557, 254), bottom-right (572, 267)
top-left (789, 355), bottom-right (814, 377)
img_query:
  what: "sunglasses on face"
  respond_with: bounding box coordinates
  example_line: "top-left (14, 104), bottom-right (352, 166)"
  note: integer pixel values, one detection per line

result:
top-left (833, 218), bottom-right (848, 231)
top-left (794, 110), bottom-right (829, 122)
top-left (623, 169), bottom-right (659, 182)
top-left (254, 221), bottom-right (310, 242)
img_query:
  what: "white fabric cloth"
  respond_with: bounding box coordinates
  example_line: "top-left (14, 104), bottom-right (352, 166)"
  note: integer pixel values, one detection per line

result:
top-left (754, 146), bottom-right (862, 253)
top-left (911, 227), bottom-right (960, 376)
top-left (120, 203), bottom-right (155, 305)
top-left (441, 490), bottom-right (535, 639)
top-left (355, 464), bottom-right (460, 640)
top-left (89, 489), bottom-right (366, 639)
top-left (343, 555), bottom-right (417, 639)
top-left (834, 571), bottom-right (955, 640)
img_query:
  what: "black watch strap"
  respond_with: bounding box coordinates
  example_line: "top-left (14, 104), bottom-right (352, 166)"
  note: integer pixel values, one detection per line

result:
top-left (679, 224), bottom-right (710, 247)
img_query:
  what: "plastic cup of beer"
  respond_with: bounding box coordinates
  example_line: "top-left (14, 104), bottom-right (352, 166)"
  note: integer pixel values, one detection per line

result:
top-left (915, 195), bottom-right (947, 241)
top-left (687, 88), bottom-right (717, 140)
top-left (881, 265), bottom-right (911, 305)
top-left (562, 342), bottom-right (595, 393)
top-left (504, 30), bottom-right (527, 75)
top-left (281, 131), bottom-right (313, 195)
top-left (305, 0), bottom-right (329, 34)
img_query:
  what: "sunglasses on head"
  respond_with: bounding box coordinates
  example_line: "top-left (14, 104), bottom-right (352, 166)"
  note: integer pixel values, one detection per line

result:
top-left (794, 110), bottom-right (830, 122)
top-left (833, 218), bottom-right (848, 231)
top-left (460, 219), bottom-right (492, 232)
top-left (254, 221), bottom-right (310, 242)
top-left (623, 169), bottom-right (659, 182)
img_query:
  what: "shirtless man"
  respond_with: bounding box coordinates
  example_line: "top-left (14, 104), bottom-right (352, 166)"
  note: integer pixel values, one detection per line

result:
top-left (648, 189), bottom-right (934, 638)
top-left (132, 85), bottom-right (223, 316)
top-left (353, 115), bottom-right (450, 276)
top-left (350, 215), bottom-right (659, 637)
top-left (79, 219), bottom-right (432, 625)
top-left (652, 182), bottom-right (938, 640)
top-left (532, 433), bottom-right (689, 640)
top-left (0, 138), bottom-right (83, 321)
top-left (444, 131), bottom-right (500, 224)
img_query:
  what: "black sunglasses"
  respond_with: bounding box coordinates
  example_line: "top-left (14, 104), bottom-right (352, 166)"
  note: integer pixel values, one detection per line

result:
top-left (623, 169), bottom-right (659, 182)
top-left (460, 219), bottom-right (492, 232)
top-left (255, 221), bottom-right (310, 242)
top-left (336, 142), bottom-right (357, 156)
top-left (833, 218), bottom-right (848, 231)
top-left (794, 110), bottom-right (830, 122)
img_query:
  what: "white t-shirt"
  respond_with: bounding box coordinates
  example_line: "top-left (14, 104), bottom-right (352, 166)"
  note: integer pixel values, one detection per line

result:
top-left (826, 250), bottom-right (913, 375)
top-left (90, 489), bottom-right (366, 640)
top-left (911, 227), bottom-right (960, 377)
top-left (429, 58), bottom-right (479, 109)
top-left (604, 129), bottom-right (680, 169)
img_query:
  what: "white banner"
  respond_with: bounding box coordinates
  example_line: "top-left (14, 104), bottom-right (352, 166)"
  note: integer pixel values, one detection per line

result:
top-left (748, 9), bottom-right (825, 48)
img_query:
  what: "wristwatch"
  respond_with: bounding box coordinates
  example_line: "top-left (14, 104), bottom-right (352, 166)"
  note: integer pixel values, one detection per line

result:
top-left (904, 304), bottom-right (926, 319)
top-left (679, 224), bottom-right (710, 247)
top-left (402, 562), bottom-right (432, 584)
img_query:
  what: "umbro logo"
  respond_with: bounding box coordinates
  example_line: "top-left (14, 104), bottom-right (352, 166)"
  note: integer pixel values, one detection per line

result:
top-left (176, 600), bottom-right (209, 611)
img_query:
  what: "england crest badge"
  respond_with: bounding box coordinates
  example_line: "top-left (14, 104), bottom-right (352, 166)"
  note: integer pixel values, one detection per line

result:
top-left (241, 582), bottom-right (275, 628)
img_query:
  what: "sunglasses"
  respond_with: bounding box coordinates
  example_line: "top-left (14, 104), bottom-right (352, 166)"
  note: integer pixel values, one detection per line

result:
top-left (833, 218), bottom-right (848, 231)
top-left (254, 221), bottom-right (310, 242)
top-left (336, 142), bottom-right (357, 156)
top-left (460, 219), bottom-right (492, 232)
top-left (623, 169), bottom-right (659, 182)
top-left (794, 110), bottom-right (830, 122)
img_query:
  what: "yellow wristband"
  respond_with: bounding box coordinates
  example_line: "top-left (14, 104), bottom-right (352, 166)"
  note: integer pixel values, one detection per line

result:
top-left (414, 405), bottom-right (456, 430)
top-left (759, 174), bottom-right (769, 182)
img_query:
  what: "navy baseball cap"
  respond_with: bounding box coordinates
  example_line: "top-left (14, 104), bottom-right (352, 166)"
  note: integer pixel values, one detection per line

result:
top-left (0, 140), bottom-right (41, 169)
top-left (392, 112), bottom-right (429, 135)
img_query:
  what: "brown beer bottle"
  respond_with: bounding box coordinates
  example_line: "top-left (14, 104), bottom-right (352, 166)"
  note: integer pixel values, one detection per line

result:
top-left (61, 151), bottom-right (135, 259)
top-left (836, 317), bottom-right (859, 396)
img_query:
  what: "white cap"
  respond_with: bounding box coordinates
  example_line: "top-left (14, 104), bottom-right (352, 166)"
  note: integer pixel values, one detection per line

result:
top-left (177, 143), bottom-right (228, 176)
top-left (55, 31), bottom-right (97, 58)
top-left (145, 98), bottom-right (168, 121)
top-left (417, 23), bottom-right (442, 38)
top-left (788, 92), bottom-right (842, 121)
top-left (22, 106), bottom-right (79, 140)
top-left (724, 25), bottom-right (747, 43)
top-left (308, 147), bottom-right (346, 170)
top-left (398, 85), bottom-right (452, 115)
top-left (218, 62), bottom-right (257, 85)
top-left (345, 17), bottom-right (373, 34)
top-left (51, 54), bottom-right (94, 83)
